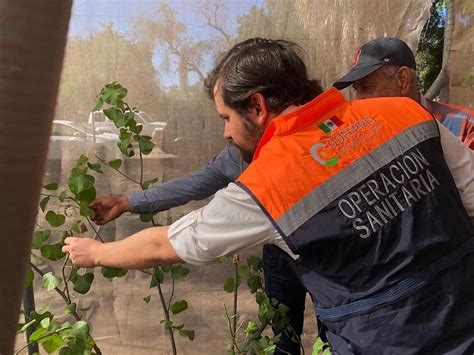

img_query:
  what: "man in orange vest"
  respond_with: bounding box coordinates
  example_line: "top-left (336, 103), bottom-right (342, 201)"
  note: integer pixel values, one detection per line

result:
top-left (333, 37), bottom-right (473, 148)
top-left (64, 38), bottom-right (474, 353)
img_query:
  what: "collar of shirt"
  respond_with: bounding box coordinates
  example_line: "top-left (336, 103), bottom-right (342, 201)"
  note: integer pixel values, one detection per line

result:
top-left (253, 88), bottom-right (346, 160)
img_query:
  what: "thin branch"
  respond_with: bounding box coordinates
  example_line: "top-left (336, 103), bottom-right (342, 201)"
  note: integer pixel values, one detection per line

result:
top-left (85, 218), bottom-right (105, 243)
top-left (29, 262), bottom-right (102, 354)
top-left (153, 272), bottom-right (177, 355)
top-left (61, 255), bottom-right (72, 304)
top-left (15, 327), bottom-right (72, 354)
top-left (223, 304), bottom-right (241, 354)
top-left (95, 154), bottom-right (141, 185)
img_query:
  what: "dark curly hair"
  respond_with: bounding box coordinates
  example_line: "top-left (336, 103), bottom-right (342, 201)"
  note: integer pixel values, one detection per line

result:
top-left (204, 38), bottom-right (323, 116)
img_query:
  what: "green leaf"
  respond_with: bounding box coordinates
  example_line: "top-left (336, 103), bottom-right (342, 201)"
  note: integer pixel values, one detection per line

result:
top-left (247, 274), bottom-right (262, 293)
top-left (223, 277), bottom-right (236, 293)
top-left (45, 211), bottom-right (65, 227)
top-left (149, 268), bottom-right (164, 288)
top-left (87, 162), bottom-right (103, 174)
top-left (40, 333), bottom-right (64, 353)
top-left (71, 221), bottom-right (81, 234)
top-left (72, 273), bottom-right (94, 294)
top-left (41, 243), bottom-right (66, 261)
top-left (247, 256), bottom-right (263, 271)
top-left (29, 327), bottom-right (47, 342)
top-left (29, 310), bottom-right (53, 325)
top-left (58, 190), bottom-right (67, 203)
top-left (18, 319), bottom-right (36, 333)
top-left (42, 272), bottom-right (62, 292)
top-left (101, 266), bottom-right (127, 278)
top-left (64, 303), bottom-right (77, 315)
top-left (40, 317), bottom-right (51, 329)
top-left (39, 196), bottom-right (50, 212)
top-left (119, 128), bottom-right (131, 140)
top-left (278, 303), bottom-right (290, 316)
top-left (80, 201), bottom-right (95, 217)
top-left (142, 178), bottom-right (158, 190)
top-left (108, 159), bottom-right (122, 169)
top-left (99, 82), bottom-right (127, 106)
top-left (133, 124), bottom-right (143, 135)
top-left (171, 265), bottom-right (190, 280)
top-left (170, 300), bottom-right (188, 315)
top-left (75, 155), bottom-right (89, 171)
top-left (161, 320), bottom-right (173, 329)
top-left (32, 230), bottom-right (51, 249)
top-left (92, 97), bottom-right (104, 112)
top-left (244, 321), bottom-right (258, 335)
top-left (161, 265), bottom-right (171, 272)
top-left (68, 169), bottom-right (96, 203)
top-left (312, 337), bottom-right (325, 354)
top-left (178, 329), bottom-right (195, 341)
top-left (143, 295), bottom-right (151, 304)
top-left (139, 211), bottom-right (156, 222)
top-left (43, 183), bottom-right (58, 191)
top-left (255, 292), bottom-right (266, 305)
top-left (172, 324), bottom-right (184, 330)
top-left (24, 267), bottom-right (34, 288)
top-left (139, 136), bottom-right (155, 155)
top-left (70, 320), bottom-right (89, 341)
top-left (104, 107), bottom-right (129, 128)
top-left (237, 265), bottom-right (250, 277)
top-left (118, 137), bottom-right (132, 156)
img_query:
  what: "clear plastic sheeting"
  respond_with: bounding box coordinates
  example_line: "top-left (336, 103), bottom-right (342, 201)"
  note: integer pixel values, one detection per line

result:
top-left (21, 1), bottom-right (438, 353)
top-left (295, 0), bottom-right (432, 97)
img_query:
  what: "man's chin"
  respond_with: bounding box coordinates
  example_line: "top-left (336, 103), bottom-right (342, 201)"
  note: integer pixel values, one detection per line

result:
top-left (232, 143), bottom-right (253, 164)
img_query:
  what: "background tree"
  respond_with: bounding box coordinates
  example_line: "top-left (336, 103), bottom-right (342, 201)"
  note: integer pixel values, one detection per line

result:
top-left (416, 0), bottom-right (446, 94)
top-left (56, 24), bottom-right (161, 123)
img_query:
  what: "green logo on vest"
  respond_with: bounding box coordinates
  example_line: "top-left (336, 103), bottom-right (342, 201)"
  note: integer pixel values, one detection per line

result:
top-left (310, 143), bottom-right (339, 167)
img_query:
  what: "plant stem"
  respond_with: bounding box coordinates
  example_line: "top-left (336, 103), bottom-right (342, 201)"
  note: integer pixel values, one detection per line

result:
top-left (85, 217), bottom-right (105, 243)
top-left (95, 154), bottom-right (141, 185)
top-left (153, 271), bottom-right (177, 355)
top-left (29, 263), bottom-right (102, 355)
top-left (231, 254), bottom-right (239, 353)
top-left (139, 148), bottom-right (144, 187)
top-left (15, 327), bottom-right (72, 354)
top-left (61, 255), bottom-right (72, 304)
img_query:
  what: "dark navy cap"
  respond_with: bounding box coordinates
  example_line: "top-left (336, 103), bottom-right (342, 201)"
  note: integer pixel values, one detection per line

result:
top-left (333, 37), bottom-right (417, 90)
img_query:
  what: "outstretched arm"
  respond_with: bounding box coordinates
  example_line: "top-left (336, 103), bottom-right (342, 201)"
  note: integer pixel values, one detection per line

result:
top-left (62, 226), bottom-right (183, 269)
top-left (90, 144), bottom-right (244, 224)
top-left (128, 144), bottom-right (244, 213)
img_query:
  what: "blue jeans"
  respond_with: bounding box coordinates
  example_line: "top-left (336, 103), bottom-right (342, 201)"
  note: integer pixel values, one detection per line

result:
top-left (262, 244), bottom-right (307, 355)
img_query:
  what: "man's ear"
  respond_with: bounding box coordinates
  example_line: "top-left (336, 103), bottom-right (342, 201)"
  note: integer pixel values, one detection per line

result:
top-left (396, 67), bottom-right (412, 96)
top-left (249, 92), bottom-right (269, 126)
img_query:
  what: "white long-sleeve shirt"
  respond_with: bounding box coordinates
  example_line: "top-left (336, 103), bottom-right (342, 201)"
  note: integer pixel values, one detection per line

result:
top-left (168, 121), bottom-right (474, 265)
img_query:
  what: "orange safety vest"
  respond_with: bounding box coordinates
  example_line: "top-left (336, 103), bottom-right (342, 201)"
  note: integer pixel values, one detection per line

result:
top-left (237, 88), bottom-right (474, 353)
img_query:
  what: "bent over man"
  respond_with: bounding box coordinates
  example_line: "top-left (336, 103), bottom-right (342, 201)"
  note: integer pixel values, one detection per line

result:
top-left (64, 38), bottom-right (474, 354)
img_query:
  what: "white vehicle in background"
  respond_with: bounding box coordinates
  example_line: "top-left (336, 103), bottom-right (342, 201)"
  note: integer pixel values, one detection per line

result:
top-left (45, 120), bottom-right (119, 182)
top-left (88, 111), bottom-right (166, 143)
top-left (51, 120), bottom-right (119, 144)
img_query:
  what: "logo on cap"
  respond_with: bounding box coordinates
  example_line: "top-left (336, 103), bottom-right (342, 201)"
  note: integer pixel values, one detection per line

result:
top-left (351, 49), bottom-right (361, 67)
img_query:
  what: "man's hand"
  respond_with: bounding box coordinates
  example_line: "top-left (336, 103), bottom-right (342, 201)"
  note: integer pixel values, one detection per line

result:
top-left (62, 237), bottom-right (102, 268)
top-left (89, 195), bottom-right (131, 225)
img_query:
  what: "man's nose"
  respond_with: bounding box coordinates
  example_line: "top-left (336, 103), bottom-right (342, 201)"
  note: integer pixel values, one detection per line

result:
top-left (223, 123), bottom-right (231, 139)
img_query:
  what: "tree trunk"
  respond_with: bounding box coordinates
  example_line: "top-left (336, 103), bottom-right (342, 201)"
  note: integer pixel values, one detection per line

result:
top-left (426, 0), bottom-right (455, 100)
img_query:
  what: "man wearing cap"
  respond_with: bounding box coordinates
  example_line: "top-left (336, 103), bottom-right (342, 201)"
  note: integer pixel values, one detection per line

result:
top-left (64, 38), bottom-right (474, 353)
top-left (334, 37), bottom-right (474, 148)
